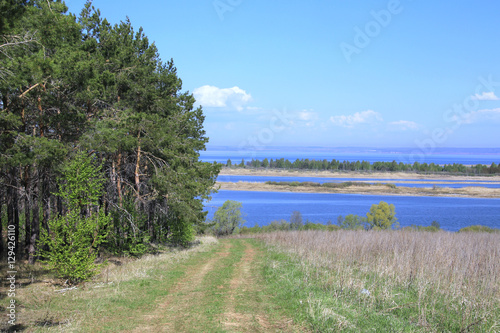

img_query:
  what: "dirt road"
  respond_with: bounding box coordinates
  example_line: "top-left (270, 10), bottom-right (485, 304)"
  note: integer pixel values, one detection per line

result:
top-left (129, 239), bottom-right (302, 333)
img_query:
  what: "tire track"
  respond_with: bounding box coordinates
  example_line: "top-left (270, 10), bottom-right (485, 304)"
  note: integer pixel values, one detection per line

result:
top-left (222, 240), bottom-right (303, 333)
top-left (130, 242), bottom-right (232, 332)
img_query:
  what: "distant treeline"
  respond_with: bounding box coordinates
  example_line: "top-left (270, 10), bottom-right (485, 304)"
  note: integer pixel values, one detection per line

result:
top-left (225, 158), bottom-right (500, 174)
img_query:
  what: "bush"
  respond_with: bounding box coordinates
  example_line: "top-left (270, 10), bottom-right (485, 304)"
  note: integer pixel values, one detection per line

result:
top-left (337, 214), bottom-right (365, 230)
top-left (458, 225), bottom-right (500, 233)
top-left (366, 201), bottom-right (398, 230)
top-left (211, 200), bottom-right (245, 236)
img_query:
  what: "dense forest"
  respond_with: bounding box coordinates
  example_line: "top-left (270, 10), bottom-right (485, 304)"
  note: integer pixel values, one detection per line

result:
top-left (227, 157), bottom-right (500, 174)
top-left (0, 0), bottom-right (220, 262)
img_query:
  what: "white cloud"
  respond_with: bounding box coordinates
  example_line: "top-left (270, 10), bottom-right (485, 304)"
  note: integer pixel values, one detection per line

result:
top-left (471, 92), bottom-right (499, 101)
top-left (329, 110), bottom-right (383, 127)
top-left (193, 85), bottom-right (252, 111)
top-left (388, 120), bottom-right (419, 131)
top-left (453, 108), bottom-right (500, 124)
top-left (297, 110), bottom-right (318, 121)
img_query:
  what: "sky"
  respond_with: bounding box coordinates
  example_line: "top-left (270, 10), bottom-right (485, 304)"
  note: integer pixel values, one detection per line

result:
top-left (64, 0), bottom-right (500, 149)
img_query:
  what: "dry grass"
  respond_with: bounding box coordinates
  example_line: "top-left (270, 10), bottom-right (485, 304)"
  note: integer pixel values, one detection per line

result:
top-left (101, 236), bottom-right (219, 284)
top-left (256, 230), bottom-right (500, 331)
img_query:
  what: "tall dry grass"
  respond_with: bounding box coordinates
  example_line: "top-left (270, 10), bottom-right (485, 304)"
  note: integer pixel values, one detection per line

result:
top-left (256, 230), bottom-right (500, 329)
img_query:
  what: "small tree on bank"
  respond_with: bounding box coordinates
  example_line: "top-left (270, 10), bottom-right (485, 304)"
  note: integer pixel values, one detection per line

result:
top-left (366, 201), bottom-right (398, 230)
top-left (290, 211), bottom-right (304, 230)
top-left (337, 214), bottom-right (365, 230)
top-left (212, 200), bottom-right (245, 236)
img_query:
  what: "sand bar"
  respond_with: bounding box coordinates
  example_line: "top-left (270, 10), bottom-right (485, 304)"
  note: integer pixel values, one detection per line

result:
top-left (220, 167), bottom-right (500, 182)
top-left (217, 181), bottom-right (500, 198)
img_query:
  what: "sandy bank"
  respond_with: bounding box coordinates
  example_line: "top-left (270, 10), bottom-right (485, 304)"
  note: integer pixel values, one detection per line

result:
top-left (219, 167), bottom-right (500, 181)
top-left (216, 181), bottom-right (500, 199)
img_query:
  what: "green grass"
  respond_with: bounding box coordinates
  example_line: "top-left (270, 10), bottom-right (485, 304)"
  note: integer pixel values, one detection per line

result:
top-left (261, 247), bottom-right (418, 332)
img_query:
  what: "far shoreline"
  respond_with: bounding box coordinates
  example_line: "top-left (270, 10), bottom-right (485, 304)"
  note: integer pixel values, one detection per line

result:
top-left (216, 181), bottom-right (500, 199)
top-left (219, 167), bottom-right (500, 181)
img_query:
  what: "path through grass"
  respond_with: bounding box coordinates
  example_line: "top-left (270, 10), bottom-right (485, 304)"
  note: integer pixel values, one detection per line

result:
top-left (2, 238), bottom-right (304, 332)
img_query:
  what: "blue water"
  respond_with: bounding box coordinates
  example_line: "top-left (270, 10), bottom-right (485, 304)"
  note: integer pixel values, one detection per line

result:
top-left (201, 148), bottom-right (500, 165)
top-left (203, 190), bottom-right (500, 232)
top-left (216, 175), bottom-right (500, 189)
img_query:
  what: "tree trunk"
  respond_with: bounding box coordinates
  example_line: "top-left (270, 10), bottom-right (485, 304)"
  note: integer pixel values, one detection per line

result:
top-left (24, 167), bottom-right (31, 257)
top-left (7, 169), bottom-right (20, 256)
top-left (116, 152), bottom-right (123, 207)
top-left (0, 186), bottom-right (4, 254)
top-left (148, 202), bottom-right (155, 241)
top-left (135, 138), bottom-right (142, 206)
top-left (41, 169), bottom-right (50, 234)
top-left (28, 167), bottom-right (40, 265)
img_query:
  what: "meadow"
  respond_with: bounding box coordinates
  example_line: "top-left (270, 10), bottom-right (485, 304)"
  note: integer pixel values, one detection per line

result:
top-left (3, 230), bottom-right (499, 332)
top-left (256, 230), bottom-right (500, 332)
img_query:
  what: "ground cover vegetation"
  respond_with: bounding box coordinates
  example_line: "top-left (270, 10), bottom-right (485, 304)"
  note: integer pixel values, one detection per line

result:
top-left (257, 230), bottom-right (500, 332)
top-left (226, 157), bottom-right (500, 175)
top-left (0, 0), bottom-right (220, 278)
top-left (0, 237), bottom-right (310, 332)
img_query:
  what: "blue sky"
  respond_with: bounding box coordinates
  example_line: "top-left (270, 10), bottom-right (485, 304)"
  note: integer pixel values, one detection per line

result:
top-left (65, 0), bottom-right (500, 149)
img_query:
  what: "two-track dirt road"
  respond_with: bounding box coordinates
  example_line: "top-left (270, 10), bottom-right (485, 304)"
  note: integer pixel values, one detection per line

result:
top-left (129, 239), bottom-right (303, 333)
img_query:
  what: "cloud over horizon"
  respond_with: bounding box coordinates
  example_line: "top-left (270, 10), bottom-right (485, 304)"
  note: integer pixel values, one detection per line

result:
top-left (329, 110), bottom-right (383, 127)
top-left (388, 120), bottom-right (420, 131)
top-left (471, 92), bottom-right (499, 100)
top-left (193, 85), bottom-right (252, 111)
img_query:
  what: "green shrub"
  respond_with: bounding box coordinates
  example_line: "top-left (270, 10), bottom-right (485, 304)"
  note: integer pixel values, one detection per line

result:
top-left (38, 152), bottom-right (109, 284)
top-left (458, 225), bottom-right (500, 233)
top-left (39, 210), bottom-right (108, 283)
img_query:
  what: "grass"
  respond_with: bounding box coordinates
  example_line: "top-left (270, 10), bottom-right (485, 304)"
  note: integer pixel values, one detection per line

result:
top-left (3, 231), bottom-right (499, 331)
top-left (256, 230), bottom-right (500, 332)
top-left (0, 236), bottom-right (219, 332)
top-left (1, 237), bottom-right (305, 332)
